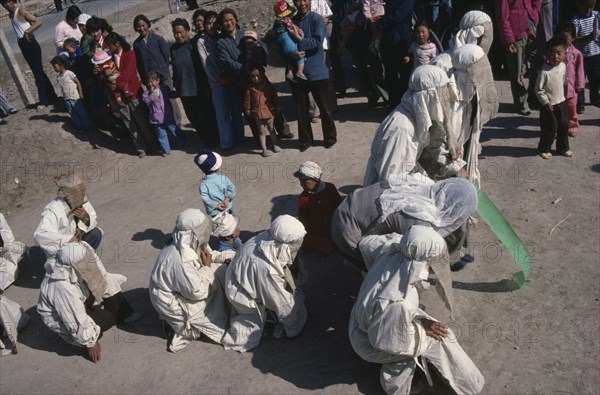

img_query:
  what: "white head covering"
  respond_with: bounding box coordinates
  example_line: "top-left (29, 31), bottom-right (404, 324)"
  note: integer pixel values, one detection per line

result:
top-left (452, 44), bottom-right (486, 103)
top-left (77, 13), bottom-right (91, 26)
top-left (451, 10), bottom-right (492, 52)
top-left (381, 175), bottom-right (477, 237)
top-left (56, 173), bottom-right (86, 209)
top-left (212, 212), bottom-right (239, 237)
top-left (401, 65), bottom-right (451, 142)
top-left (258, 215), bottom-right (306, 276)
top-left (293, 161), bottom-right (323, 180)
top-left (173, 209), bottom-right (212, 264)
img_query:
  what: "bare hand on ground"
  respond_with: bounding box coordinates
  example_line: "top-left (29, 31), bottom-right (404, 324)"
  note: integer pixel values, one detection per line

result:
top-left (87, 342), bottom-right (101, 363)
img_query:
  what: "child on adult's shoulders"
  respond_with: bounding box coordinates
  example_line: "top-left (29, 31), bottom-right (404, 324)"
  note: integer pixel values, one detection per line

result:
top-left (293, 161), bottom-right (343, 255)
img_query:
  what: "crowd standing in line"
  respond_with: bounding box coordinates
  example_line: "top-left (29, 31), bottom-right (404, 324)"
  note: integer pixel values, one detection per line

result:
top-left (1, 0), bottom-right (599, 393)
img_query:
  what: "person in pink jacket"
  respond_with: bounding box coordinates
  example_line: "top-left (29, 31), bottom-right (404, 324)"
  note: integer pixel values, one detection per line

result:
top-left (556, 21), bottom-right (585, 136)
top-left (496, 0), bottom-right (542, 116)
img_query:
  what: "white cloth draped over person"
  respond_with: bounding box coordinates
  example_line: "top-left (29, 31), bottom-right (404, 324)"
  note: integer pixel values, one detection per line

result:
top-left (33, 174), bottom-right (102, 273)
top-left (37, 242), bottom-right (128, 350)
top-left (331, 174), bottom-right (478, 270)
top-left (349, 226), bottom-right (485, 394)
top-left (0, 213), bottom-right (26, 290)
top-left (0, 290), bottom-right (30, 355)
top-left (428, 11), bottom-right (498, 186)
top-left (149, 208), bottom-right (235, 353)
top-left (363, 65), bottom-right (464, 187)
top-left (222, 215), bottom-right (307, 353)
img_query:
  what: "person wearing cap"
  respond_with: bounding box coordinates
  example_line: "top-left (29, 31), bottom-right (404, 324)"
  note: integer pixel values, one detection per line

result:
top-left (293, 161), bottom-right (342, 255)
top-left (349, 226), bottom-right (485, 394)
top-left (194, 151), bottom-right (236, 217)
top-left (34, 173), bottom-right (102, 273)
top-left (363, 65), bottom-right (463, 187)
top-left (54, 5), bottom-right (82, 55)
top-left (331, 174), bottom-right (478, 271)
top-left (37, 242), bottom-right (140, 363)
top-left (222, 215), bottom-right (307, 352)
top-left (273, 0), bottom-right (307, 81)
top-left (149, 209), bottom-right (235, 353)
top-left (288, 0), bottom-right (337, 152)
top-left (212, 212), bottom-right (242, 252)
top-left (242, 29), bottom-right (267, 68)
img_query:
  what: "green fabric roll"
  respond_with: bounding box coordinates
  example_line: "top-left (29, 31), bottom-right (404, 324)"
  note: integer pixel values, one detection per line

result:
top-left (476, 188), bottom-right (530, 288)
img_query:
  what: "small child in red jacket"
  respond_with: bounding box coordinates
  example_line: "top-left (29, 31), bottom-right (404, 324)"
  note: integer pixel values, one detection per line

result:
top-left (244, 65), bottom-right (281, 157)
top-left (293, 161), bottom-right (343, 255)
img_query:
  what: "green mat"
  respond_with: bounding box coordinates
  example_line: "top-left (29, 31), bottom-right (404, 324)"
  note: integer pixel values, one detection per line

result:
top-left (476, 188), bottom-right (530, 288)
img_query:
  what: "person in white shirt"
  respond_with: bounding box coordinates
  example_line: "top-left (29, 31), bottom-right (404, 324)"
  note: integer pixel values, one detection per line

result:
top-left (536, 37), bottom-right (571, 159)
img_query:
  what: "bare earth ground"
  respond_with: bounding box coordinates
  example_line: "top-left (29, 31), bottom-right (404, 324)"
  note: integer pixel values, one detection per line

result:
top-left (1, 1), bottom-right (599, 394)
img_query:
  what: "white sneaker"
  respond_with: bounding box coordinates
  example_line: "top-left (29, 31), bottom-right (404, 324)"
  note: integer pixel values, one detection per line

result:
top-left (36, 105), bottom-right (47, 110)
top-left (272, 145), bottom-right (281, 153)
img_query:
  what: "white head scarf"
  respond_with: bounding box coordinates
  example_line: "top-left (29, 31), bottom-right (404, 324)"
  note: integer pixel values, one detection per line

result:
top-left (258, 215), bottom-right (306, 276)
top-left (451, 11), bottom-right (493, 53)
top-left (173, 208), bottom-right (212, 264)
top-left (381, 176), bottom-right (477, 237)
top-left (376, 226), bottom-right (453, 313)
top-left (56, 173), bottom-right (87, 209)
top-left (401, 65), bottom-right (453, 143)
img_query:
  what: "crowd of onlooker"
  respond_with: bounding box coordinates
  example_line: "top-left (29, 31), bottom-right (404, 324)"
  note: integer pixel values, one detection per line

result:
top-left (0, 0), bottom-right (598, 157)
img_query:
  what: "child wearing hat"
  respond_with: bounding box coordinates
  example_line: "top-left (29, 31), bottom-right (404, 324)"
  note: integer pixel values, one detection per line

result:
top-left (212, 211), bottom-right (242, 252)
top-left (294, 161), bottom-right (343, 255)
top-left (273, 0), bottom-right (307, 81)
top-left (242, 30), bottom-right (267, 68)
top-left (194, 151), bottom-right (236, 217)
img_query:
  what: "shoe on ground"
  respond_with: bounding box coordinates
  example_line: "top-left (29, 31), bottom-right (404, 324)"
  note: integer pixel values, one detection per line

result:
top-left (538, 152), bottom-right (552, 159)
top-left (138, 151), bottom-right (147, 158)
top-left (518, 108), bottom-right (531, 116)
top-left (562, 150), bottom-right (573, 157)
top-left (324, 140), bottom-right (336, 149)
top-left (577, 107), bottom-right (584, 114)
top-left (272, 145), bottom-right (281, 153)
top-left (311, 116), bottom-right (320, 123)
top-left (161, 153), bottom-right (169, 157)
top-left (261, 149), bottom-right (272, 157)
top-left (36, 105), bottom-right (47, 110)
top-left (295, 72), bottom-right (308, 81)
top-left (123, 312), bottom-right (142, 324)
top-left (279, 131), bottom-right (294, 139)
top-left (0, 119), bottom-right (6, 125)
top-left (8, 108), bottom-right (18, 115)
top-left (286, 74), bottom-right (296, 83)
top-left (299, 143), bottom-right (310, 152)
top-left (462, 254), bottom-right (475, 263)
top-left (451, 259), bottom-right (471, 272)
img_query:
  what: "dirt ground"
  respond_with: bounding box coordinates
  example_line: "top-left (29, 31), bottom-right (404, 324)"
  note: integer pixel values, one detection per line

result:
top-left (1, 1), bottom-right (599, 394)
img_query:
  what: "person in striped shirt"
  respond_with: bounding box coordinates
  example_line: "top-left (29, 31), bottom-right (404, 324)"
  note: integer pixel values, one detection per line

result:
top-left (571, 0), bottom-right (600, 111)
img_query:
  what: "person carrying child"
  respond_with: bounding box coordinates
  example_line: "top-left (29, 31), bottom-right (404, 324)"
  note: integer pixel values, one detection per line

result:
top-left (403, 20), bottom-right (437, 70)
top-left (50, 56), bottom-right (93, 132)
top-left (194, 151), bottom-right (236, 217)
top-left (556, 21), bottom-right (585, 136)
top-left (142, 71), bottom-right (189, 157)
top-left (273, 0), bottom-right (307, 81)
top-left (535, 37), bottom-right (572, 160)
top-left (243, 65), bottom-right (282, 157)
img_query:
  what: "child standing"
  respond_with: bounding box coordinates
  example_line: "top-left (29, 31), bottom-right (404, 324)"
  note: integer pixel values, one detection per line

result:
top-left (535, 37), bottom-right (571, 159)
top-left (571, 0), bottom-right (600, 112)
top-left (142, 71), bottom-right (188, 157)
top-left (403, 21), bottom-right (437, 70)
top-left (50, 56), bottom-right (93, 132)
top-left (244, 65), bottom-right (282, 157)
top-left (242, 30), bottom-right (267, 67)
top-left (556, 21), bottom-right (585, 136)
top-left (273, 0), bottom-right (307, 81)
top-left (194, 151), bottom-right (236, 217)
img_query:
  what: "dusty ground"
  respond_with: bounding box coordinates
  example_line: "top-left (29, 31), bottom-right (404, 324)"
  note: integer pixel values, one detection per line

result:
top-left (1, 0), bottom-right (599, 394)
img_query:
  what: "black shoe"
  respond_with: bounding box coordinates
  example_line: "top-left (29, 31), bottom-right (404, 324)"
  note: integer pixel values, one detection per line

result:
top-left (518, 108), bottom-right (531, 116)
top-left (577, 107), bottom-right (585, 114)
top-left (8, 108), bottom-right (18, 115)
top-left (299, 143), bottom-right (310, 152)
top-left (324, 140), bottom-right (336, 149)
top-left (279, 131), bottom-right (294, 139)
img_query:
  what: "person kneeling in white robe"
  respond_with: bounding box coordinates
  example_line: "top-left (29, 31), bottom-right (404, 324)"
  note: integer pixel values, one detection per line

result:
top-left (37, 242), bottom-right (139, 363)
top-left (349, 226), bottom-right (484, 395)
top-left (0, 213), bottom-right (27, 290)
top-left (222, 215), bottom-right (307, 352)
top-left (149, 208), bottom-right (235, 353)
